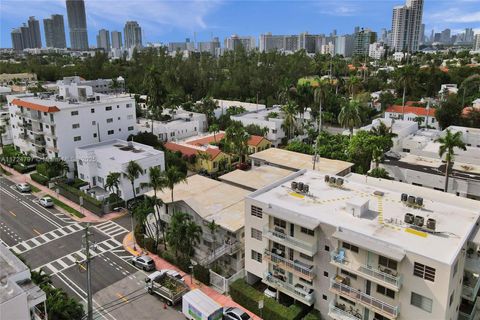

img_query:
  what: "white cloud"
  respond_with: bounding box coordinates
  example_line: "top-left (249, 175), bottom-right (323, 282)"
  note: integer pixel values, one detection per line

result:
top-left (314, 1), bottom-right (360, 17)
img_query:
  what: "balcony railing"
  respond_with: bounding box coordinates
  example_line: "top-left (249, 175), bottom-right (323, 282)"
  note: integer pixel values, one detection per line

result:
top-left (263, 226), bottom-right (317, 255)
top-left (330, 251), bottom-right (402, 291)
top-left (264, 272), bottom-right (315, 305)
top-left (328, 303), bottom-right (362, 320)
top-left (264, 249), bottom-right (315, 279)
top-left (459, 299), bottom-right (479, 320)
top-left (46, 145), bottom-right (58, 153)
top-left (201, 240), bottom-right (243, 265)
top-left (33, 139), bottom-right (46, 146)
top-left (462, 273), bottom-right (480, 301)
top-left (329, 278), bottom-right (399, 319)
top-left (43, 130), bottom-right (56, 138)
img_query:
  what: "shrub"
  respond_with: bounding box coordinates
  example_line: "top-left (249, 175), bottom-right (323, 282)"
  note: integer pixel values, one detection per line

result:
top-left (30, 172), bottom-right (49, 185)
top-left (134, 222), bottom-right (145, 245)
top-left (13, 164), bottom-right (35, 174)
top-left (71, 178), bottom-right (89, 189)
top-left (143, 237), bottom-right (156, 253)
top-left (36, 163), bottom-right (49, 177)
top-left (56, 181), bottom-right (102, 207)
top-left (193, 264), bottom-right (210, 285)
top-left (303, 310), bottom-right (322, 320)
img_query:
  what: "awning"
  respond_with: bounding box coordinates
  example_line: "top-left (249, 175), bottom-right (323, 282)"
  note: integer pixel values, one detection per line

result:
top-left (333, 228), bottom-right (406, 261)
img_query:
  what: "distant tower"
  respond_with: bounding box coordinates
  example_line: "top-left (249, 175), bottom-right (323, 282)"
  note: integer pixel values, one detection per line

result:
top-left (43, 14), bottom-right (67, 48)
top-left (66, 0), bottom-right (89, 50)
top-left (11, 29), bottom-right (24, 51)
top-left (28, 16), bottom-right (42, 48)
top-left (124, 21), bottom-right (142, 49)
top-left (96, 29), bottom-right (110, 51)
top-left (111, 31), bottom-right (122, 49)
top-left (390, 0), bottom-right (424, 52)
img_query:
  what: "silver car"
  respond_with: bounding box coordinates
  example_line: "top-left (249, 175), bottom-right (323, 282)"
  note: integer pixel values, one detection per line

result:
top-left (223, 307), bottom-right (251, 320)
top-left (131, 255), bottom-right (155, 271)
top-left (39, 196), bottom-right (54, 208)
top-left (16, 183), bottom-right (31, 192)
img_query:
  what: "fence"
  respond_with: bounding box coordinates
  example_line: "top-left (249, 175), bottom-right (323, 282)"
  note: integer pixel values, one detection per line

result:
top-left (210, 269), bottom-right (245, 294)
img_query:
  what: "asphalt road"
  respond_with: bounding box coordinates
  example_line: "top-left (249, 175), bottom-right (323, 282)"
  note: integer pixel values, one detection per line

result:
top-left (0, 176), bottom-right (183, 320)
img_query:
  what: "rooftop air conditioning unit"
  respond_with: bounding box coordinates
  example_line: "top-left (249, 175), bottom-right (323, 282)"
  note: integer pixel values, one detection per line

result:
top-left (416, 197), bottom-right (423, 206)
top-left (401, 193), bottom-right (408, 202)
top-left (329, 176), bottom-right (336, 184)
top-left (303, 184), bottom-right (309, 194)
top-left (414, 215), bottom-right (424, 227)
top-left (324, 175), bottom-right (330, 183)
top-left (404, 213), bottom-right (414, 224)
top-left (407, 196), bottom-right (416, 205)
top-left (426, 218), bottom-right (436, 231)
top-left (291, 181), bottom-right (298, 190)
top-left (336, 178), bottom-right (344, 186)
top-left (298, 182), bottom-right (304, 191)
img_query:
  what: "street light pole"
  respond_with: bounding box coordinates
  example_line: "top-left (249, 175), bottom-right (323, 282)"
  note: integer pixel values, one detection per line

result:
top-left (82, 223), bottom-right (94, 320)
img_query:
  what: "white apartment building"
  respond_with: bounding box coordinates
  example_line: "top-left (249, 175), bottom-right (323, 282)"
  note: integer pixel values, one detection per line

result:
top-left (231, 107), bottom-right (285, 146)
top-left (56, 76), bottom-right (125, 94)
top-left (136, 109), bottom-right (207, 142)
top-left (385, 104), bottom-right (438, 129)
top-left (369, 42), bottom-right (386, 60)
top-left (212, 99), bottom-right (267, 118)
top-left (244, 169), bottom-right (480, 320)
top-left (76, 139), bottom-right (164, 201)
top-left (6, 83), bottom-right (136, 164)
top-left (0, 243), bottom-right (46, 320)
top-left (0, 106), bottom-right (13, 146)
top-left (224, 35), bottom-right (256, 51)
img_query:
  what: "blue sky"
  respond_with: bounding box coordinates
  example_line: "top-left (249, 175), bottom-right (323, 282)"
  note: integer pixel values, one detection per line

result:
top-left (1, 0), bottom-right (479, 48)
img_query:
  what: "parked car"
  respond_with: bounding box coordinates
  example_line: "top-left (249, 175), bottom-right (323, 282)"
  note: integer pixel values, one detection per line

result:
top-left (16, 183), bottom-right (31, 193)
top-left (263, 286), bottom-right (277, 299)
top-left (223, 307), bottom-right (251, 320)
top-left (39, 197), bottom-right (54, 208)
top-left (131, 255), bottom-right (155, 271)
top-left (158, 269), bottom-right (184, 282)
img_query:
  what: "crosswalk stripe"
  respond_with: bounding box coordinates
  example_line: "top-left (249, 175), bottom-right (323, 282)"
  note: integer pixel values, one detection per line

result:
top-left (109, 229), bottom-right (128, 237)
top-left (29, 238), bottom-right (42, 246)
top-left (57, 259), bottom-right (70, 269)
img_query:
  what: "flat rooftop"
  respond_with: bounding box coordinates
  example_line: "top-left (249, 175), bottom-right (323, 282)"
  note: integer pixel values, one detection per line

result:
top-left (249, 170), bottom-right (480, 264)
top-left (236, 107), bottom-right (279, 120)
top-left (219, 165), bottom-right (292, 191)
top-left (250, 148), bottom-right (353, 175)
top-left (76, 139), bottom-right (163, 164)
top-left (145, 175), bottom-right (249, 232)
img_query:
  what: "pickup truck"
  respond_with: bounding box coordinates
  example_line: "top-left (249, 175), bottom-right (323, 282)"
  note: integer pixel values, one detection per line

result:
top-left (145, 271), bottom-right (189, 305)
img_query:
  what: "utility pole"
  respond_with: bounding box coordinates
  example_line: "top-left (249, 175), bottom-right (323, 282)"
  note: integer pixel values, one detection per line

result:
top-left (81, 223), bottom-right (94, 320)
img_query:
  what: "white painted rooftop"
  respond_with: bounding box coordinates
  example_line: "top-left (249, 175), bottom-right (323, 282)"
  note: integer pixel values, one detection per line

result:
top-left (249, 170), bottom-right (480, 264)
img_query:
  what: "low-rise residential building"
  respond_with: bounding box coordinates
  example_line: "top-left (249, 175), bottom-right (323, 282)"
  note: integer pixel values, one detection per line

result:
top-left (244, 169), bottom-right (480, 320)
top-left (368, 42), bottom-right (386, 60)
top-left (385, 102), bottom-right (438, 129)
top-left (56, 76), bottom-right (125, 95)
top-left (75, 139), bottom-right (164, 201)
top-left (212, 99), bottom-right (267, 118)
top-left (439, 84), bottom-right (458, 96)
top-left (0, 106), bottom-right (13, 146)
top-left (164, 142), bottom-right (230, 174)
top-left (6, 82), bottom-right (136, 163)
top-left (219, 165), bottom-right (292, 192)
top-left (0, 243), bottom-right (46, 320)
top-left (184, 132), bottom-right (271, 155)
top-left (249, 148), bottom-right (353, 176)
top-left (146, 174), bottom-right (248, 277)
top-left (231, 108), bottom-right (285, 146)
top-left (0, 73), bottom-right (37, 86)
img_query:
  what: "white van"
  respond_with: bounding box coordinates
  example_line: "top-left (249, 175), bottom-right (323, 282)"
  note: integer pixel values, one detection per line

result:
top-left (182, 289), bottom-right (223, 320)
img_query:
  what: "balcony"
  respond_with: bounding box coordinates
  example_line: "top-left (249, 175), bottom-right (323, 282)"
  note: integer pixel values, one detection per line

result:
top-left (15, 109), bottom-right (25, 116)
top-left (263, 272), bottom-right (315, 306)
top-left (328, 303), bottom-right (362, 320)
top-left (19, 133), bottom-right (31, 141)
top-left (263, 226), bottom-right (317, 256)
top-left (30, 113), bottom-right (41, 120)
top-left (462, 271), bottom-right (480, 301)
top-left (264, 249), bottom-right (315, 280)
top-left (33, 139), bottom-right (46, 146)
top-left (46, 145), bottom-right (58, 153)
top-left (43, 130), bottom-right (57, 139)
top-left (330, 250), bottom-right (402, 291)
top-left (459, 298), bottom-right (479, 320)
top-left (201, 240), bottom-right (243, 265)
top-left (17, 121), bottom-right (26, 128)
top-left (329, 278), bottom-right (399, 319)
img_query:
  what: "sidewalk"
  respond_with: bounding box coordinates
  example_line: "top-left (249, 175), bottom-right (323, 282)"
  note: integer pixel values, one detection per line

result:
top-left (1, 164), bottom-right (126, 223)
top-left (123, 233), bottom-right (261, 320)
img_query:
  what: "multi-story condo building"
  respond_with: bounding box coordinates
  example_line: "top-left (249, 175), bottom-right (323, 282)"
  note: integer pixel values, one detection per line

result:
top-left (66, 0), bottom-right (89, 50)
top-left (76, 139), bottom-right (164, 200)
top-left (390, 0), bottom-right (424, 52)
top-left (353, 29), bottom-right (377, 56)
top-left (11, 29), bottom-right (24, 51)
top-left (198, 37), bottom-right (221, 55)
top-left (96, 29), bottom-right (110, 51)
top-left (43, 14), bottom-right (67, 48)
top-left (335, 35), bottom-right (354, 57)
top-left (0, 243), bottom-right (47, 320)
top-left (167, 38), bottom-right (195, 53)
top-left (244, 169), bottom-right (480, 320)
top-left (6, 82), bottom-right (136, 164)
top-left (369, 42), bottom-right (386, 60)
top-left (111, 31), bottom-right (122, 49)
top-left (259, 33), bottom-right (286, 52)
top-left (474, 34), bottom-right (480, 51)
top-left (27, 16), bottom-right (42, 48)
top-left (225, 34), bottom-right (256, 51)
top-left (56, 76), bottom-right (125, 95)
top-left (124, 21), bottom-right (142, 49)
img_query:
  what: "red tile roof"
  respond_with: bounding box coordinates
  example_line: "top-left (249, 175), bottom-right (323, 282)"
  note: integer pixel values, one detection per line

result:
top-left (187, 133), bottom-right (225, 146)
top-left (164, 142), bottom-right (222, 160)
top-left (12, 99), bottom-right (60, 113)
top-left (386, 105), bottom-right (436, 117)
top-left (248, 135), bottom-right (266, 146)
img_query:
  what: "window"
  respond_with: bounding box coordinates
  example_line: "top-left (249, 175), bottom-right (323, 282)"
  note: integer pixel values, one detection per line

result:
top-left (128, 126), bottom-right (134, 131)
top-left (78, 160), bottom-right (83, 165)
top-left (251, 228), bottom-right (262, 240)
top-left (106, 106), bottom-right (112, 111)
top-left (411, 292), bottom-right (432, 313)
top-left (273, 218), bottom-right (286, 229)
top-left (91, 108), bottom-right (95, 113)
top-left (72, 123), bottom-right (80, 129)
top-left (339, 296), bottom-right (355, 305)
top-left (341, 269), bottom-right (357, 280)
top-left (97, 177), bottom-right (104, 183)
top-left (71, 111), bottom-right (79, 116)
top-left (80, 173), bottom-right (84, 179)
top-left (378, 255), bottom-right (397, 270)
top-left (414, 262), bottom-right (436, 282)
top-left (374, 313), bottom-right (388, 320)
top-left (93, 133), bottom-right (97, 138)
top-left (300, 227), bottom-right (314, 236)
top-left (453, 260), bottom-right (458, 277)
top-left (126, 103), bottom-right (132, 108)
top-left (106, 118), bottom-right (113, 123)
top-left (251, 205), bottom-right (262, 218)
top-left (449, 291), bottom-right (454, 307)
top-left (376, 284), bottom-right (395, 299)
top-left (342, 242), bottom-right (359, 253)
top-left (323, 271), bottom-right (328, 277)
top-left (73, 136), bottom-right (81, 141)
top-left (127, 115), bottom-right (134, 120)
top-left (299, 252), bottom-right (313, 261)
top-left (107, 130), bottom-right (114, 135)
top-left (322, 295), bottom-right (327, 301)
top-left (117, 117), bottom-right (121, 120)
top-left (251, 250), bottom-right (262, 263)
top-left (325, 245), bottom-right (330, 252)
top-left (92, 121), bottom-right (96, 125)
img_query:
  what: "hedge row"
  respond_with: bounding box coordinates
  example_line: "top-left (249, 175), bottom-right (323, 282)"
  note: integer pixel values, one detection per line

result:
top-left (193, 264), bottom-right (210, 285)
top-left (229, 279), bottom-right (304, 320)
top-left (13, 164), bottom-right (35, 174)
top-left (56, 181), bottom-right (102, 207)
top-left (303, 310), bottom-right (322, 320)
top-left (30, 173), bottom-right (49, 185)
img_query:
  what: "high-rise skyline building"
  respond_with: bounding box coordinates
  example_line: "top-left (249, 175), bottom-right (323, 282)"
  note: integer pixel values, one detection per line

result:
top-left (474, 34), bottom-right (480, 51)
top-left (20, 24), bottom-right (31, 49)
top-left (96, 29), bottom-right (110, 51)
top-left (225, 34), bottom-right (256, 51)
top-left (111, 31), bottom-right (122, 49)
top-left (43, 14), bottom-right (67, 48)
top-left (353, 28), bottom-right (377, 55)
top-left (390, 0), bottom-right (424, 52)
top-left (334, 35), bottom-right (354, 57)
top-left (66, 0), bottom-right (89, 50)
top-left (11, 29), bottom-right (24, 51)
top-left (124, 21), bottom-right (142, 49)
top-left (27, 16), bottom-right (42, 48)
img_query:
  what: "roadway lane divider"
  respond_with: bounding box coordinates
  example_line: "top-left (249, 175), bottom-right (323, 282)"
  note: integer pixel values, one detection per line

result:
top-left (10, 223), bottom-right (84, 254)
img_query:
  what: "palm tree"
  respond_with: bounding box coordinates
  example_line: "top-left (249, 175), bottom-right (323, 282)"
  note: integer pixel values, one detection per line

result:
top-left (395, 64), bottom-right (417, 111)
top-left (346, 76), bottom-right (361, 98)
top-left (207, 219), bottom-right (219, 263)
top-left (143, 65), bottom-right (165, 133)
top-left (125, 160), bottom-right (143, 247)
top-left (338, 99), bottom-right (362, 136)
top-left (140, 166), bottom-right (167, 250)
top-left (166, 211), bottom-right (189, 258)
top-left (313, 80), bottom-right (329, 133)
top-left (435, 130), bottom-right (467, 192)
top-left (105, 172), bottom-right (121, 196)
top-left (280, 102), bottom-right (297, 140)
top-left (185, 219), bottom-right (202, 258)
top-left (162, 165), bottom-right (186, 204)
top-left (208, 124), bottom-right (220, 143)
top-left (44, 158), bottom-right (69, 179)
top-left (224, 121), bottom-right (250, 164)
